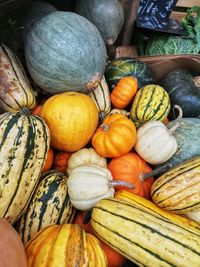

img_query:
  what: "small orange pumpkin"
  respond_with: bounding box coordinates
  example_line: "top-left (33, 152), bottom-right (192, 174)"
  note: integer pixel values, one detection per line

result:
top-left (54, 151), bottom-right (72, 174)
top-left (92, 114), bottom-right (137, 158)
top-left (108, 152), bottom-right (154, 199)
top-left (110, 76), bottom-right (138, 109)
top-left (31, 104), bottom-right (43, 116)
top-left (42, 147), bottom-right (54, 173)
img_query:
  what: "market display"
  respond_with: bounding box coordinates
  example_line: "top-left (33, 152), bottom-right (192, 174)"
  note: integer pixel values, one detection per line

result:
top-left (0, 1), bottom-right (200, 267)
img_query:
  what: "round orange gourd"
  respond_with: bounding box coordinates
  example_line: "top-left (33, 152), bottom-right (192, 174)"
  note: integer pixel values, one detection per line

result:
top-left (42, 147), bottom-right (54, 173)
top-left (92, 114), bottom-right (136, 157)
top-left (31, 104), bottom-right (43, 116)
top-left (41, 92), bottom-right (99, 152)
top-left (111, 76), bottom-right (138, 109)
top-left (74, 212), bottom-right (126, 267)
top-left (108, 152), bottom-right (154, 199)
top-left (0, 218), bottom-right (27, 267)
top-left (54, 151), bottom-right (72, 174)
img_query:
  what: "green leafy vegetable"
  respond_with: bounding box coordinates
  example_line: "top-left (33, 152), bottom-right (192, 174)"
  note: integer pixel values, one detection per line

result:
top-left (141, 6), bottom-right (200, 55)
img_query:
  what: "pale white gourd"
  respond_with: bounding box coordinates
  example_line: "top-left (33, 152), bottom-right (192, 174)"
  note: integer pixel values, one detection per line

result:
top-left (109, 108), bottom-right (130, 117)
top-left (185, 210), bottom-right (200, 224)
top-left (67, 147), bottom-right (107, 175)
top-left (134, 105), bottom-right (182, 165)
top-left (67, 164), bottom-right (133, 210)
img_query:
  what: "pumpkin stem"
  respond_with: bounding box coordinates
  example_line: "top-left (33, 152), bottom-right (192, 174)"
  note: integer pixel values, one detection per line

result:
top-left (138, 163), bottom-right (172, 181)
top-left (20, 107), bottom-right (31, 117)
top-left (109, 180), bottom-right (134, 189)
top-left (168, 105), bottom-right (183, 134)
top-left (101, 124), bottom-right (110, 131)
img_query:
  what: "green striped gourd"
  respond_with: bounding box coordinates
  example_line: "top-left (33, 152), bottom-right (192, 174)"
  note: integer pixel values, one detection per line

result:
top-left (17, 170), bottom-right (75, 244)
top-left (0, 44), bottom-right (36, 112)
top-left (0, 108), bottom-right (50, 224)
top-left (105, 57), bottom-right (154, 89)
top-left (89, 76), bottom-right (111, 122)
top-left (130, 84), bottom-right (170, 128)
top-left (151, 156), bottom-right (200, 214)
top-left (91, 192), bottom-right (200, 267)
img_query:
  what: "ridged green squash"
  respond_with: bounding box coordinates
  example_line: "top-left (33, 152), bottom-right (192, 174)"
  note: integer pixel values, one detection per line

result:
top-left (105, 57), bottom-right (154, 89)
top-left (91, 194), bottom-right (200, 267)
top-left (130, 84), bottom-right (171, 128)
top-left (0, 44), bottom-right (36, 112)
top-left (158, 118), bottom-right (200, 168)
top-left (0, 108), bottom-right (50, 224)
top-left (25, 11), bottom-right (107, 94)
top-left (75, 0), bottom-right (124, 45)
top-left (151, 156), bottom-right (200, 214)
top-left (17, 170), bottom-right (75, 244)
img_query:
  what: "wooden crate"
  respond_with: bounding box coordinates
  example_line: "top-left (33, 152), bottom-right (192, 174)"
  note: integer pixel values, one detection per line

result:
top-left (170, 0), bottom-right (200, 21)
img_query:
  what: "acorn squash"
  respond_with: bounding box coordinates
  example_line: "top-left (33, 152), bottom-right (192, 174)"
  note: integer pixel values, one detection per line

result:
top-left (160, 69), bottom-right (200, 118)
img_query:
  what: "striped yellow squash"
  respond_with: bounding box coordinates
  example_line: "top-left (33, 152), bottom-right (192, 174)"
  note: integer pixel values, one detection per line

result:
top-left (151, 156), bottom-right (200, 214)
top-left (0, 108), bottom-right (50, 224)
top-left (130, 84), bottom-right (170, 128)
top-left (0, 44), bottom-right (36, 112)
top-left (26, 224), bottom-right (107, 267)
top-left (90, 76), bottom-right (111, 118)
top-left (91, 192), bottom-right (200, 267)
top-left (17, 170), bottom-right (76, 244)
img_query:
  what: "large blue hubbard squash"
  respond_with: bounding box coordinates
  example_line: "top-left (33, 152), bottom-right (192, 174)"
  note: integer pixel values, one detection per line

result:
top-left (24, 11), bottom-right (107, 94)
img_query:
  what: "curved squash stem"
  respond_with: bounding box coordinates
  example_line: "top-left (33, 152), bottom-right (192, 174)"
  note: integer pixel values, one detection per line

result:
top-left (101, 124), bottom-right (110, 131)
top-left (138, 163), bottom-right (172, 182)
top-left (109, 180), bottom-right (134, 189)
top-left (168, 105), bottom-right (183, 134)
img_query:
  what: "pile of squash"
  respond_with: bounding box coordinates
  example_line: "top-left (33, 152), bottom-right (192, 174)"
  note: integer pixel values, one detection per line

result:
top-left (0, 1), bottom-right (200, 267)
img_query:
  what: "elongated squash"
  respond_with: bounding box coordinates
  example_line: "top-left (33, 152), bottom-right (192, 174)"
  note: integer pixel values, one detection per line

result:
top-left (90, 76), bottom-right (111, 117)
top-left (151, 156), bottom-right (200, 214)
top-left (0, 108), bottom-right (50, 224)
top-left (17, 170), bottom-right (75, 244)
top-left (91, 193), bottom-right (200, 267)
top-left (0, 44), bottom-right (36, 112)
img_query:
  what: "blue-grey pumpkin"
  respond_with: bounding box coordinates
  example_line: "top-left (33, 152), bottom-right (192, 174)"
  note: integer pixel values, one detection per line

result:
top-left (25, 11), bottom-right (107, 94)
top-left (75, 0), bottom-right (124, 45)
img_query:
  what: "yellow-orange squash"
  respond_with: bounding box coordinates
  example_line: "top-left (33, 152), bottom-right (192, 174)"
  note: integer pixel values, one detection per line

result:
top-left (26, 224), bottom-right (107, 267)
top-left (41, 92), bottom-right (99, 152)
top-left (111, 76), bottom-right (138, 109)
top-left (92, 114), bottom-right (137, 157)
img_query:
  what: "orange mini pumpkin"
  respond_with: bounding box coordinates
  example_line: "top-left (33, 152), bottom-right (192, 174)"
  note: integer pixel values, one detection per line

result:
top-left (31, 104), bottom-right (43, 117)
top-left (42, 147), bottom-right (54, 173)
top-left (108, 152), bottom-right (154, 199)
top-left (111, 76), bottom-right (138, 109)
top-left (92, 114), bottom-right (136, 158)
top-left (54, 151), bottom-right (72, 174)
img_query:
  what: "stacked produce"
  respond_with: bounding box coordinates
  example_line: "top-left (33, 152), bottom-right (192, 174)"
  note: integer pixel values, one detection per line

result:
top-left (0, 1), bottom-right (200, 267)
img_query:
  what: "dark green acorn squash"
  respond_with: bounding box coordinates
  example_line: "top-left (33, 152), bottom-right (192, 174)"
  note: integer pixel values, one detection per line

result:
top-left (105, 57), bottom-right (154, 90)
top-left (23, 1), bottom-right (57, 40)
top-left (75, 0), bottom-right (124, 45)
top-left (160, 69), bottom-right (200, 118)
top-left (158, 118), bottom-right (200, 169)
top-left (25, 11), bottom-right (107, 94)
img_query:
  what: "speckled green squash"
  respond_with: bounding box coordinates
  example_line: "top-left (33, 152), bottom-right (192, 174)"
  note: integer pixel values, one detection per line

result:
top-left (158, 118), bottom-right (200, 169)
top-left (130, 84), bottom-right (171, 128)
top-left (17, 170), bottom-right (75, 244)
top-left (25, 11), bottom-right (107, 94)
top-left (0, 108), bottom-right (50, 225)
top-left (105, 57), bottom-right (154, 89)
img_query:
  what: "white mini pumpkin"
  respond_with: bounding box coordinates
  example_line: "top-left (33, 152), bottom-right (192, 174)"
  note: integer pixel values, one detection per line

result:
top-left (67, 147), bottom-right (107, 174)
top-left (67, 164), bottom-right (133, 210)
